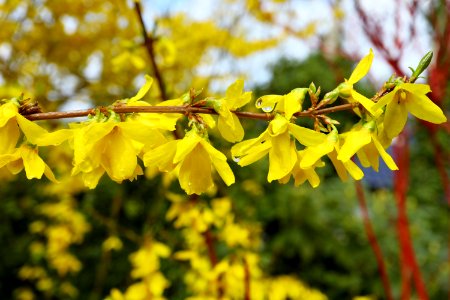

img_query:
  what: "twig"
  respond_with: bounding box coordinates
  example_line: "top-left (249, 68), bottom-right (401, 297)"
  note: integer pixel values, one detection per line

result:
top-left (23, 102), bottom-right (360, 121)
top-left (243, 256), bottom-right (251, 300)
top-left (393, 130), bottom-right (429, 300)
top-left (355, 181), bottom-right (394, 300)
top-left (134, 1), bottom-right (168, 101)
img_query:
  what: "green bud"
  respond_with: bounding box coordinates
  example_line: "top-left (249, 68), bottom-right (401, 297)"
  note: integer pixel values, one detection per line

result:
top-left (322, 88), bottom-right (339, 105)
top-left (410, 51), bottom-right (433, 82)
top-left (338, 82), bottom-right (352, 98)
top-left (309, 82), bottom-right (316, 94)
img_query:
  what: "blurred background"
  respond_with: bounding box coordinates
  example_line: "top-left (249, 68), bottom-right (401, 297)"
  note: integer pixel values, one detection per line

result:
top-left (0, 0), bottom-right (448, 299)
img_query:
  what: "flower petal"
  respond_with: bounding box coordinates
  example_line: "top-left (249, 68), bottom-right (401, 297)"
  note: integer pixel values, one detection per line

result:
top-left (17, 114), bottom-right (72, 146)
top-left (21, 146), bottom-right (46, 179)
top-left (383, 100), bottom-right (408, 139)
top-left (173, 132), bottom-right (201, 163)
top-left (300, 140), bottom-right (334, 169)
top-left (218, 113), bottom-right (244, 142)
top-left (0, 118), bottom-right (20, 154)
top-left (337, 128), bottom-right (372, 162)
top-left (348, 49), bottom-right (374, 84)
top-left (267, 132), bottom-right (296, 182)
top-left (128, 75), bottom-right (153, 103)
top-left (143, 140), bottom-right (178, 172)
top-left (178, 144), bottom-right (213, 195)
top-left (351, 90), bottom-right (376, 115)
top-left (288, 123), bottom-right (326, 146)
top-left (372, 135), bottom-right (398, 170)
top-left (405, 93), bottom-right (447, 124)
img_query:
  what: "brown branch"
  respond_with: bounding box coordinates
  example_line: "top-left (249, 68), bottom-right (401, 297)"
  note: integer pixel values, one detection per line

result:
top-left (355, 181), bottom-right (394, 300)
top-left (134, 1), bottom-right (168, 101)
top-left (23, 102), bottom-right (360, 121)
top-left (243, 257), bottom-right (251, 300)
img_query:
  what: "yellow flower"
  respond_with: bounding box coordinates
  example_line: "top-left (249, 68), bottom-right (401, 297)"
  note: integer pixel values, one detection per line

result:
top-left (70, 114), bottom-right (168, 188)
top-left (215, 79), bottom-right (252, 142)
top-left (337, 121), bottom-right (398, 171)
top-left (371, 83), bottom-right (447, 139)
top-left (0, 101), bottom-right (71, 152)
top-left (279, 149), bottom-right (323, 187)
top-left (338, 49), bottom-right (377, 113)
top-left (255, 87), bottom-right (307, 119)
top-left (144, 129), bottom-right (235, 195)
top-left (231, 114), bottom-right (326, 182)
top-left (300, 128), bottom-right (364, 181)
top-left (0, 144), bottom-right (57, 182)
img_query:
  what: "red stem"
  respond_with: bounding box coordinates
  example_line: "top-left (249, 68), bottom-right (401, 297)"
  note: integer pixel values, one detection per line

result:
top-left (393, 131), bottom-right (429, 300)
top-left (355, 181), bottom-right (394, 300)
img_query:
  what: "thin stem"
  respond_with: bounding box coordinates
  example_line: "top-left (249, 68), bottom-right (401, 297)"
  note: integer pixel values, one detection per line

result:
top-left (355, 181), bottom-right (394, 300)
top-left (23, 102), bottom-right (359, 121)
top-left (243, 257), bottom-right (251, 300)
top-left (393, 131), bottom-right (429, 300)
top-left (134, 1), bottom-right (168, 101)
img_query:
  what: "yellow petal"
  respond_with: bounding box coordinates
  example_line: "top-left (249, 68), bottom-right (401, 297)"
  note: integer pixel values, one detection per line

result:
top-left (238, 140), bottom-right (272, 166)
top-left (351, 90), bottom-right (376, 115)
top-left (101, 127), bottom-right (139, 182)
top-left (288, 123), bottom-right (326, 146)
top-left (200, 114), bottom-right (216, 129)
top-left (371, 88), bottom-right (396, 112)
top-left (327, 149), bottom-right (349, 181)
top-left (233, 91), bottom-right (252, 109)
top-left (20, 146), bottom-right (45, 180)
top-left (43, 164), bottom-right (58, 183)
top-left (179, 144), bottom-right (213, 195)
top-left (82, 167), bottom-right (105, 189)
top-left (0, 118), bottom-right (20, 154)
top-left (337, 128), bottom-right (372, 162)
top-left (371, 135), bottom-right (398, 170)
top-left (405, 93), bottom-right (447, 124)
top-left (255, 95), bottom-right (282, 112)
top-left (119, 121), bottom-right (167, 150)
top-left (143, 140), bottom-right (178, 172)
top-left (0, 102), bottom-right (19, 127)
top-left (283, 88), bottom-right (306, 119)
top-left (383, 100), bottom-right (408, 139)
top-left (128, 75), bottom-right (153, 103)
top-left (361, 142), bottom-right (380, 171)
top-left (226, 79), bottom-right (244, 100)
top-left (348, 49), bottom-right (373, 84)
top-left (173, 132), bottom-right (201, 163)
top-left (343, 159), bottom-right (364, 180)
top-left (201, 140), bottom-right (235, 186)
top-left (269, 115), bottom-right (289, 136)
top-left (267, 132), bottom-right (296, 182)
top-left (300, 140), bottom-right (334, 169)
top-left (218, 113), bottom-right (244, 142)
top-left (16, 114), bottom-right (72, 146)
top-left (401, 83), bottom-right (431, 95)
top-left (231, 130), bottom-right (269, 157)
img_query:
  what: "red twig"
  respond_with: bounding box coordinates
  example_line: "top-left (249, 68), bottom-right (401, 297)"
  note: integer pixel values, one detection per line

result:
top-left (355, 181), bottom-right (394, 300)
top-left (393, 131), bottom-right (429, 300)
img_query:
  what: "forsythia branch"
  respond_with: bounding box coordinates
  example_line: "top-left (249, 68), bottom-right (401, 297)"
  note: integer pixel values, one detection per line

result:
top-left (23, 103), bottom-right (360, 121)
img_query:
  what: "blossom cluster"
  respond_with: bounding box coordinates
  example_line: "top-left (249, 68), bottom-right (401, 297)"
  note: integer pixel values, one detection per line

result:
top-left (0, 51), bottom-right (446, 195)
